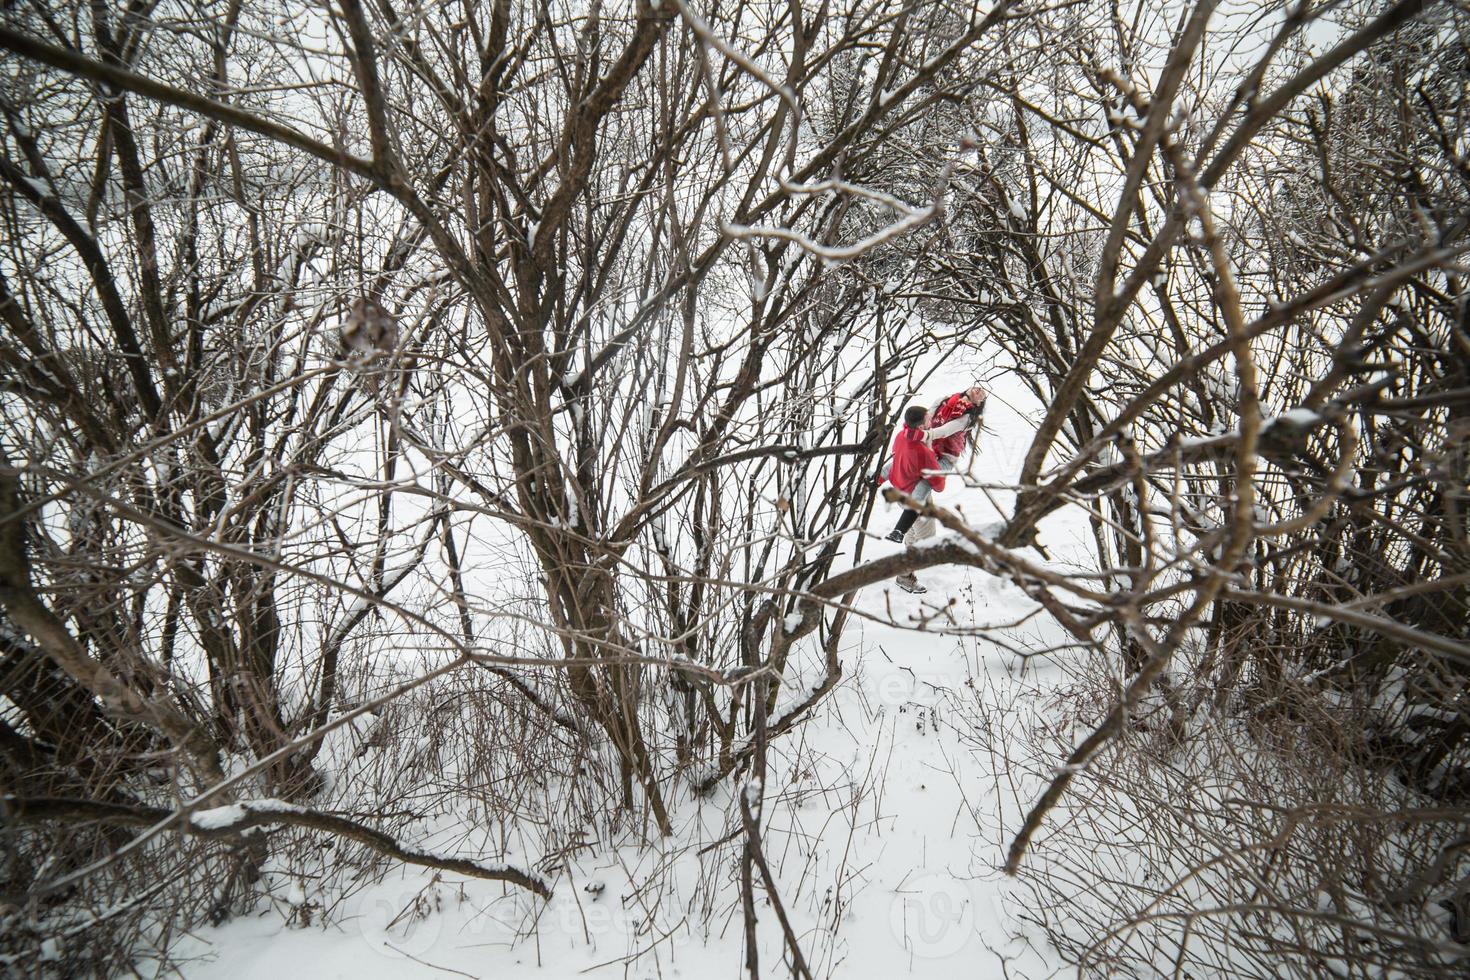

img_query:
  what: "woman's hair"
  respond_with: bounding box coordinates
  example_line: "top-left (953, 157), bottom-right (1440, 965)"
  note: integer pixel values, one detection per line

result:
top-left (903, 405), bottom-right (928, 428)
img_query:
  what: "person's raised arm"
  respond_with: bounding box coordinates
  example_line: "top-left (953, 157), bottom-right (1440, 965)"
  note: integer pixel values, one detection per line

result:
top-left (926, 412), bottom-right (972, 440)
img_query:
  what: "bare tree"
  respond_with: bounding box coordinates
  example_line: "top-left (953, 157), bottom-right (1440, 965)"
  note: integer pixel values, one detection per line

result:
top-left (1, 0), bottom-right (1466, 974)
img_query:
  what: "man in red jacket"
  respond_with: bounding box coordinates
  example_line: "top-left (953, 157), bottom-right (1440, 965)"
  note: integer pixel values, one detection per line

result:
top-left (882, 387), bottom-right (987, 593)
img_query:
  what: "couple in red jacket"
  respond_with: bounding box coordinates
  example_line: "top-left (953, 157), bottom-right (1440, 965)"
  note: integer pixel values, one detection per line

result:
top-left (881, 385), bottom-right (987, 594)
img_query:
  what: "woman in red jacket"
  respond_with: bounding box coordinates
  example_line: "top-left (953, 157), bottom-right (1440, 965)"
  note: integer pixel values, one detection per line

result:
top-left (926, 385), bottom-right (988, 464)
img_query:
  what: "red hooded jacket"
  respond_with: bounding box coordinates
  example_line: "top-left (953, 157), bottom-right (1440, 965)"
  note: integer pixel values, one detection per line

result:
top-left (886, 425), bottom-right (946, 494)
top-left (929, 393), bottom-right (977, 459)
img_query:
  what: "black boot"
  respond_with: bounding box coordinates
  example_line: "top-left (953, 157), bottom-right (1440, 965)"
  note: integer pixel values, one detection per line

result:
top-left (889, 508), bottom-right (919, 543)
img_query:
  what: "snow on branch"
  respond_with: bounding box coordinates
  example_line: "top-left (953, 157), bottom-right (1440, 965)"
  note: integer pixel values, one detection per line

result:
top-left (723, 206), bottom-right (937, 263)
top-left (4, 795), bottom-right (552, 898)
top-left (723, 161), bottom-right (963, 263)
top-left (671, 0), bottom-right (798, 114)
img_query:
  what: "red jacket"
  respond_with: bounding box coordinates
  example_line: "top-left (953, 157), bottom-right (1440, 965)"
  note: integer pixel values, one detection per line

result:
top-left (886, 425), bottom-right (946, 494)
top-left (929, 393), bottom-right (976, 459)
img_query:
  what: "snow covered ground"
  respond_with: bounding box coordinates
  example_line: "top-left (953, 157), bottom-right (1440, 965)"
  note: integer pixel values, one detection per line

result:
top-left (168, 371), bottom-right (1091, 978)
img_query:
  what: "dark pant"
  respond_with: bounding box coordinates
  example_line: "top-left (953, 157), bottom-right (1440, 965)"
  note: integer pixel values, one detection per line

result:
top-left (894, 507), bottom-right (920, 536)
